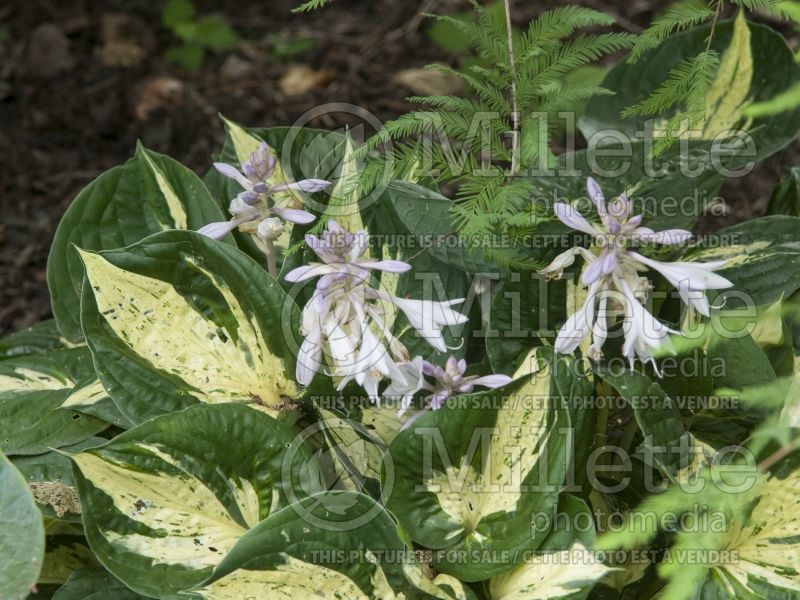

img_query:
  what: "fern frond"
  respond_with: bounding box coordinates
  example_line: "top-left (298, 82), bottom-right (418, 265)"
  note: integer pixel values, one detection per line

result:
top-left (426, 64), bottom-right (511, 113)
top-left (729, 0), bottom-right (782, 11)
top-left (452, 176), bottom-right (533, 236)
top-left (524, 6), bottom-right (615, 51)
top-left (292, 0), bottom-right (331, 13)
top-left (621, 51), bottom-right (719, 118)
top-left (520, 33), bottom-right (636, 101)
top-left (628, 3), bottom-right (715, 63)
top-left (535, 84), bottom-right (615, 113)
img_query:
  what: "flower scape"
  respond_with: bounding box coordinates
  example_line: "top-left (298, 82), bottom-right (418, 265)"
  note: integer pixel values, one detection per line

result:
top-left (5, 2), bottom-right (800, 600)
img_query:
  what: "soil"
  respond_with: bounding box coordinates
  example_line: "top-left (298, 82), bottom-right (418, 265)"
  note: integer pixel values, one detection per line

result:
top-left (1, 0), bottom-right (797, 335)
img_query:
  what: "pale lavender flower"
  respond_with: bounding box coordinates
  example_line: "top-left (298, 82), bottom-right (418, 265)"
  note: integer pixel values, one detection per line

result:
top-left (285, 220), bottom-right (468, 398)
top-left (383, 355), bottom-right (512, 428)
top-left (198, 142), bottom-right (331, 243)
top-left (543, 177), bottom-right (733, 371)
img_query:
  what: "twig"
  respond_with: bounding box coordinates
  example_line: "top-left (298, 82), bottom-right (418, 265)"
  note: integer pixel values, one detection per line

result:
top-left (504, 0), bottom-right (520, 176)
top-left (705, 0), bottom-right (724, 54)
top-left (758, 440), bottom-right (800, 474)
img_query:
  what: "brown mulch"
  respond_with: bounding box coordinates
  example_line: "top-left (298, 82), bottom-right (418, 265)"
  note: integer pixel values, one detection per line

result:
top-left (1, 0), bottom-right (797, 335)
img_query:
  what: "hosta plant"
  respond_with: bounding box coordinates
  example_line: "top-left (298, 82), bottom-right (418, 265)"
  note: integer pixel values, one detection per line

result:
top-left (4, 1), bottom-right (800, 599)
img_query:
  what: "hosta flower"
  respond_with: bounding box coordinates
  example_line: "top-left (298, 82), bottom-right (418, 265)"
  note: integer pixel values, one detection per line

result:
top-left (285, 220), bottom-right (469, 398)
top-left (384, 355), bottom-right (511, 427)
top-left (543, 177), bottom-right (733, 371)
top-left (198, 142), bottom-right (331, 242)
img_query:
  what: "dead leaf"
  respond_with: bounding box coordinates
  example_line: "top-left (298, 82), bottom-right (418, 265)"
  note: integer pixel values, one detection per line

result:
top-left (392, 68), bottom-right (462, 96)
top-left (99, 14), bottom-right (153, 68)
top-left (279, 65), bottom-right (334, 96)
top-left (135, 76), bottom-right (185, 121)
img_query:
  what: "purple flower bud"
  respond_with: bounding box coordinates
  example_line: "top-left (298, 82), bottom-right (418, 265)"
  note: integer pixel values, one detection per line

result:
top-left (241, 191), bottom-right (260, 206)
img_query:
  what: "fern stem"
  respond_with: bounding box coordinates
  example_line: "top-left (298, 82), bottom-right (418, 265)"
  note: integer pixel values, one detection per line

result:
top-left (705, 0), bottom-right (724, 53)
top-left (503, 0), bottom-right (521, 175)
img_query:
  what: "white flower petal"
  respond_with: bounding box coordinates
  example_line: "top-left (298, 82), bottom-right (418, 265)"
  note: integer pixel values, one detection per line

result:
top-left (197, 219), bottom-right (240, 240)
top-left (586, 177), bottom-right (605, 213)
top-left (633, 229), bottom-right (693, 245)
top-left (470, 374), bottom-right (512, 388)
top-left (296, 333), bottom-right (323, 386)
top-left (554, 203), bottom-right (600, 236)
top-left (284, 263), bottom-right (340, 283)
top-left (272, 207), bottom-right (316, 224)
top-left (272, 179), bottom-right (331, 193)
top-left (362, 259), bottom-right (412, 273)
top-left (629, 252), bottom-right (733, 291)
top-left (555, 284), bottom-right (598, 354)
top-left (214, 162), bottom-right (252, 189)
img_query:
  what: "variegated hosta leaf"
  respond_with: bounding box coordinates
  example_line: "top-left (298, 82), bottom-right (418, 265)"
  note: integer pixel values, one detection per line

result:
top-left (384, 359), bottom-right (575, 581)
top-left (0, 450), bottom-right (45, 600)
top-left (581, 17), bottom-right (800, 162)
top-left (315, 406), bottom-right (387, 494)
top-left (323, 133), bottom-right (366, 234)
top-left (707, 468), bottom-right (800, 598)
top-left (70, 403), bottom-right (322, 599)
top-left (0, 320), bottom-right (76, 361)
top-left (685, 215), bottom-right (800, 306)
top-left (488, 543), bottom-right (610, 600)
top-left (701, 11), bottom-right (753, 139)
top-left (48, 143), bottom-right (230, 342)
top-left (78, 229), bottom-right (301, 426)
top-left (189, 491), bottom-right (473, 600)
top-left (52, 567), bottom-right (146, 600)
top-left (487, 487), bottom-right (607, 599)
top-left (594, 367), bottom-right (694, 480)
top-left (0, 349), bottom-right (109, 455)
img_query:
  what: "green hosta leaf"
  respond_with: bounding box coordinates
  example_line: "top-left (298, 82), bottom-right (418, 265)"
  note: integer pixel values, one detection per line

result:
top-left (52, 567), bottom-right (146, 600)
top-left (78, 229), bottom-right (301, 426)
top-left (0, 320), bottom-right (76, 360)
top-left (48, 143), bottom-right (229, 342)
top-left (581, 17), bottom-right (800, 162)
top-left (0, 450), bottom-right (45, 599)
top-left (487, 273), bottom-right (569, 375)
top-left (685, 215), bottom-right (800, 305)
top-left (70, 403), bottom-right (322, 599)
top-left (594, 367), bottom-right (693, 479)
top-left (386, 180), bottom-right (507, 273)
top-left (767, 167), bottom-right (800, 217)
top-left (384, 365), bottom-right (573, 581)
top-left (38, 535), bottom-right (97, 586)
top-left (190, 491), bottom-right (472, 599)
top-left (0, 349), bottom-right (109, 455)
